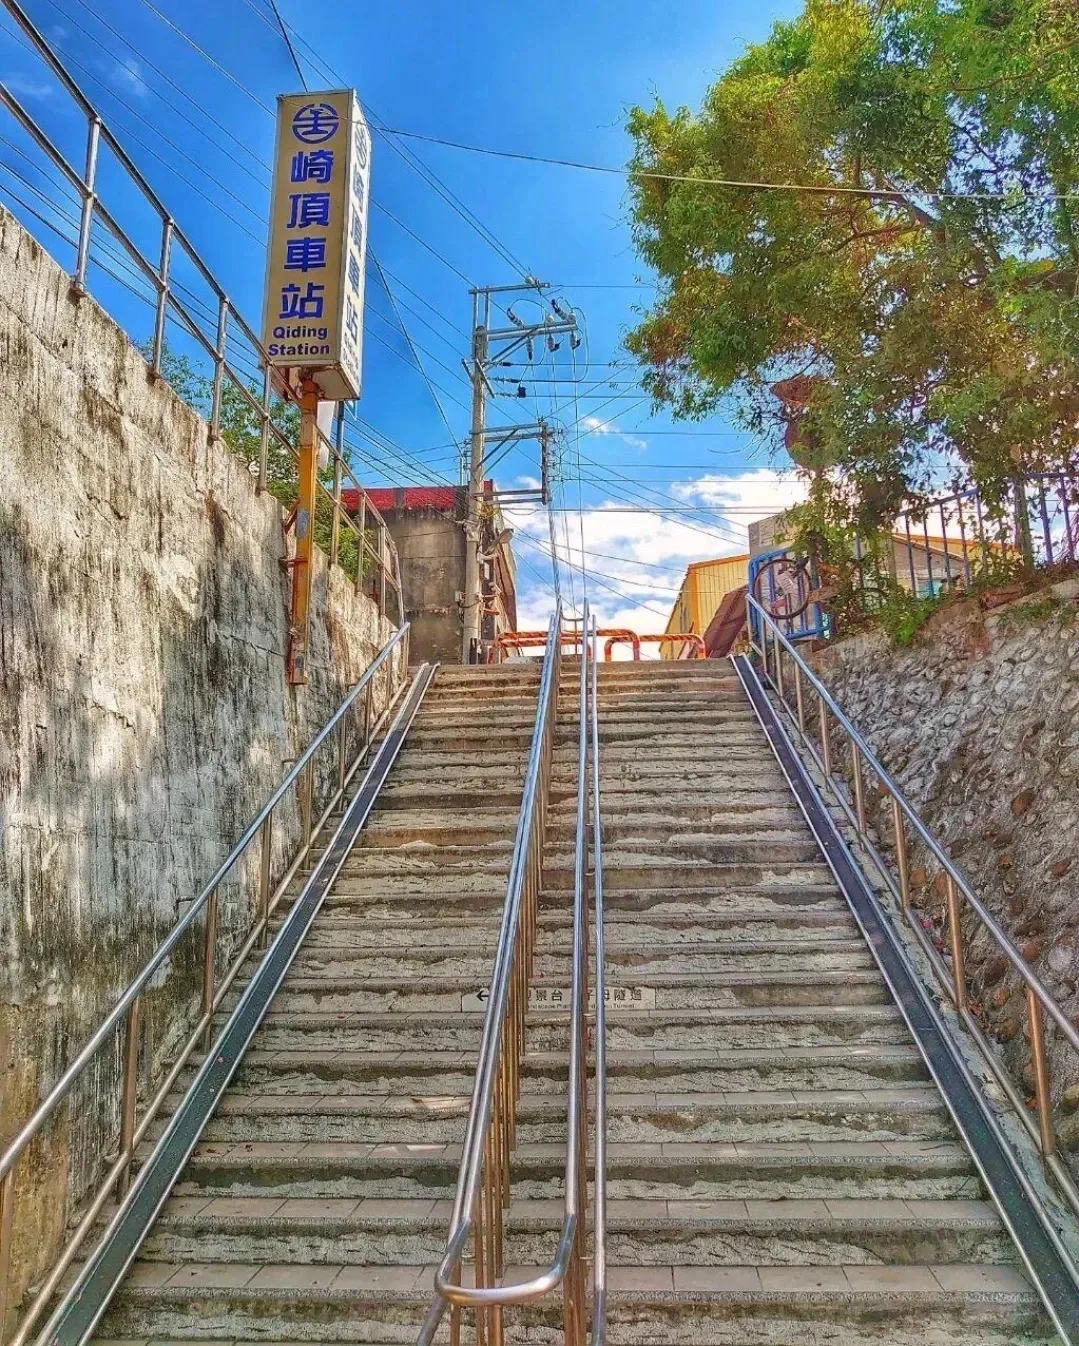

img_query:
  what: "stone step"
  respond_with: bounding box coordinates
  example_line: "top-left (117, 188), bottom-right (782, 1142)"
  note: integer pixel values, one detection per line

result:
top-left (313, 875), bottom-right (848, 913)
top-left (233, 1004), bottom-right (911, 1054)
top-left (587, 885), bottom-right (848, 915)
top-left (374, 783), bottom-right (524, 811)
top-left (594, 1269), bottom-right (1046, 1343)
top-left (543, 838), bottom-right (826, 868)
top-left (94, 1264), bottom-right (1046, 1345)
top-left (340, 845), bottom-right (828, 888)
top-left (544, 862), bottom-right (834, 892)
top-left (152, 1087), bottom-right (949, 1148)
top-left (203, 1045), bottom-right (928, 1101)
top-left (281, 941), bottom-right (877, 982)
top-left (283, 909), bottom-right (860, 950)
top-left (352, 818), bottom-right (816, 851)
top-left (169, 1138), bottom-right (980, 1205)
top-left (226, 970), bottom-right (889, 1016)
top-left (137, 1195), bottom-right (1010, 1270)
top-left (387, 749), bottom-right (529, 774)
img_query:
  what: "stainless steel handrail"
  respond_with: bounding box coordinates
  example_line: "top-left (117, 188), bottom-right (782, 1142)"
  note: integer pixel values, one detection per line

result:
top-left (0, 0), bottom-right (402, 619)
top-left (589, 615), bottom-right (607, 1346)
top-left (419, 599), bottom-right (595, 1346)
top-left (0, 624), bottom-right (410, 1344)
top-left (747, 593), bottom-right (1079, 1211)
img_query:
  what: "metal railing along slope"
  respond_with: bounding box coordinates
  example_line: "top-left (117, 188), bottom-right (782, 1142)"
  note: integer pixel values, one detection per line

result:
top-left (0, 624), bottom-right (411, 1346)
top-left (0, 0), bottom-right (402, 621)
top-left (419, 600), bottom-right (600, 1346)
top-left (747, 593), bottom-right (1079, 1217)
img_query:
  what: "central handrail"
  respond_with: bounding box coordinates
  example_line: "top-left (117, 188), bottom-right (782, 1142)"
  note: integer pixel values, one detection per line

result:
top-left (0, 623), bottom-right (410, 1344)
top-left (420, 598), bottom-right (596, 1346)
top-left (589, 615), bottom-right (608, 1346)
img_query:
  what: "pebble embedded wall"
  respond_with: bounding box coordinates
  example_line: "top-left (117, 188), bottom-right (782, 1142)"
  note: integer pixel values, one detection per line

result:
top-left (808, 581), bottom-right (1079, 1138)
top-left (0, 204), bottom-right (393, 1314)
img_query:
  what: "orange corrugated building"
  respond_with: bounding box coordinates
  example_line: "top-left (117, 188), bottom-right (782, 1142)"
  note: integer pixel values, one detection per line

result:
top-left (662, 556), bottom-right (749, 659)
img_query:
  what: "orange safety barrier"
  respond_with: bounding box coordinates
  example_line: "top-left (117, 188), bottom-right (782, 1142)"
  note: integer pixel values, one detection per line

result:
top-left (493, 627), bottom-right (706, 662)
top-left (603, 631), bottom-right (706, 661)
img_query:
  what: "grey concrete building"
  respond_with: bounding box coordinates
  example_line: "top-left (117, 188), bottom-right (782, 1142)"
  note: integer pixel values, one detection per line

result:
top-left (346, 482), bottom-right (517, 664)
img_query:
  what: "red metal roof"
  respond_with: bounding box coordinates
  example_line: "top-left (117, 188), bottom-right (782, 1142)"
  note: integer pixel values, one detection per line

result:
top-left (703, 584), bottom-right (748, 658)
top-left (341, 486), bottom-right (460, 514)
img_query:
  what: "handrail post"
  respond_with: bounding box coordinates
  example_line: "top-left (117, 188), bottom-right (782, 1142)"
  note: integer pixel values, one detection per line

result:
top-left (945, 875), bottom-right (967, 1010)
top-left (1027, 988), bottom-right (1056, 1157)
top-left (379, 524), bottom-right (388, 619)
top-left (355, 493), bottom-right (367, 595)
top-left (850, 741), bottom-right (867, 833)
top-left (0, 1166), bottom-right (15, 1335)
top-left (257, 367), bottom-right (271, 495)
top-left (150, 218), bottom-right (173, 378)
top-left (116, 994), bottom-right (142, 1199)
top-left (209, 297), bottom-right (229, 443)
top-left (258, 816), bottom-right (273, 946)
top-left (590, 614), bottom-right (607, 1346)
top-left (72, 115), bottom-right (101, 295)
top-left (892, 798), bottom-right (911, 911)
top-left (201, 892), bottom-right (217, 1050)
top-left (817, 694), bottom-right (832, 778)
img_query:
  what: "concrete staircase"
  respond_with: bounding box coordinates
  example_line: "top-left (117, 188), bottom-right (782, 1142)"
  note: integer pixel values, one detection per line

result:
top-left (563, 659), bottom-right (1054, 1346)
top-left (90, 662), bottom-right (545, 1345)
top-left (85, 656), bottom-right (1057, 1346)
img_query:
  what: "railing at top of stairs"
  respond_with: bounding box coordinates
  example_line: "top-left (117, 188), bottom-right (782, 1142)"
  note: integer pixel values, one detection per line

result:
top-left (419, 600), bottom-right (607, 1346)
top-left (0, 624), bottom-right (412, 1346)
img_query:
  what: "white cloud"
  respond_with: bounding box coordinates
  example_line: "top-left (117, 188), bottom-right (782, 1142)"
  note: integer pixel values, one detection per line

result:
top-left (111, 57), bottom-right (149, 100)
top-left (502, 468), bottom-right (810, 649)
top-left (581, 415), bottom-right (648, 452)
top-left (670, 467), bottom-right (806, 520)
top-left (3, 73), bottom-right (55, 100)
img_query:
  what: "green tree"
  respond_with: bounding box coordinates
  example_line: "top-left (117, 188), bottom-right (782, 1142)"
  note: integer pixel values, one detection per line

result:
top-left (626, 0), bottom-right (1079, 532)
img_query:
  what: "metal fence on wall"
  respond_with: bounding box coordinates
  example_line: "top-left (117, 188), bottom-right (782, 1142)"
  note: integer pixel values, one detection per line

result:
top-left (0, 0), bottom-right (402, 623)
top-left (892, 473), bottom-right (1079, 599)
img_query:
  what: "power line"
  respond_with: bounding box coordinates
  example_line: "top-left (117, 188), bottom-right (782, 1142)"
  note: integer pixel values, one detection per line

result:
top-left (99, 0), bottom-right (471, 439)
top-left (264, 0), bottom-right (307, 88)
top-left (51, 0), bottom-right (270, 182)
top-left (234, 0), bottom-right (532, 279)
top-left (134, 0), bottom-right (274, 112)
top-left (377, 125), bottom-right (1079, 204)
top-left (370, 199), bottom-right (473, 286)
top-left (65, 0), bottom-right (479, 330)
top-left (368, 251), bottom-right (460, 445)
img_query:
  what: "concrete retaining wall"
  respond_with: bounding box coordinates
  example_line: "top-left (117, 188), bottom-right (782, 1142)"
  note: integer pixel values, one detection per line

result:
top-left (0, 204), bottom-right (393, 1315)
top-left (808, 580), bottom-right (1079, 1132)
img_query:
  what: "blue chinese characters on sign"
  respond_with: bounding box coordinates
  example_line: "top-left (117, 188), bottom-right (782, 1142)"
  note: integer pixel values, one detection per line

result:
top-left (279, 282), bottom-right (325, 319)
top-left (291, 103), bottom-right (340, 144)
top-left (287, 193), bottom-right (331, 229)
top-left (284, 238), bottom-right (327, 273)
top-left (290, 149), bottom-right (335, 183)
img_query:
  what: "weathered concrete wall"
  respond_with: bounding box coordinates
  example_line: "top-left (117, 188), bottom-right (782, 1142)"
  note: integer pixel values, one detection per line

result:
top-left (0, 204), bottom-right (393, 1314)
top-left (386, 507), bottom-right (466, 664)
top-left (808, 579), bottom-right (1079, 1136)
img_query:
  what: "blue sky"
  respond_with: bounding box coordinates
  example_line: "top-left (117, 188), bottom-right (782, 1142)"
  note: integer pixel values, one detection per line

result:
top-left (0, 0), bottom-right (806, 631)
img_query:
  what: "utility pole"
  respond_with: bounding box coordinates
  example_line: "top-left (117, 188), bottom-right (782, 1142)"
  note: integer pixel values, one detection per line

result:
top-left (462, 309), bottom-right (489, 664)
top-left (461, 282), bottom-right (578, 662)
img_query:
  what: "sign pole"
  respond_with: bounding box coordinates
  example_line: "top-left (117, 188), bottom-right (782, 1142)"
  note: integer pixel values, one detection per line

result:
top-left (287, 376), bottom-right (321, 685)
